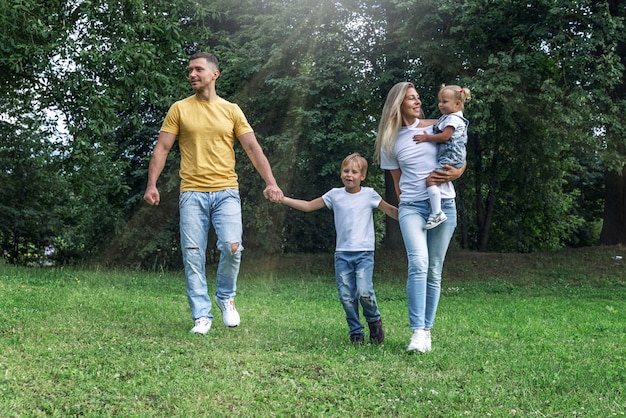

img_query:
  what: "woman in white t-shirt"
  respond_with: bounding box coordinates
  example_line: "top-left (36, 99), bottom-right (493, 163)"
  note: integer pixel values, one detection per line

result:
top-left (374, 82), bottom-right (466, 353)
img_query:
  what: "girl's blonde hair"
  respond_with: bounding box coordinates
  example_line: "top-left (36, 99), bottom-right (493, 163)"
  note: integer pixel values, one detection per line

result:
top-left (439, 84), bottom-right (472, 110)
top-left (342, 153), bottom-right (368, 177)
top-left (374, 82), bottom-right (420, 164)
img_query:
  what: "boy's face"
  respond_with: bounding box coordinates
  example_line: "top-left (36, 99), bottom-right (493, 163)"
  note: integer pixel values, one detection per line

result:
top-left (340, 163), bottom-right (365, 193)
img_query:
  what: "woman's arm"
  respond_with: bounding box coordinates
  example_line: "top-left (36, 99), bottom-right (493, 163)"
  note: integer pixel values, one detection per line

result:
top-left (389, 169), bottom-right (402, 201)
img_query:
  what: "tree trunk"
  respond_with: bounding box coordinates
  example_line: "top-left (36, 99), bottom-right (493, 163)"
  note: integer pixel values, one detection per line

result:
top-left (456, 179), bottom-right (469, 249)
top-left (473, 133), bottom-right (493, 252)
top-left (599, 167), bottom-right (626, 245)
top-left (383, 170), bottom-right (403, 249)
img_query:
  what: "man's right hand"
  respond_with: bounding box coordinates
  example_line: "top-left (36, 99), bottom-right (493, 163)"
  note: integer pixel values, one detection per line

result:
top-left (143, 186), bottom-right (161, 206)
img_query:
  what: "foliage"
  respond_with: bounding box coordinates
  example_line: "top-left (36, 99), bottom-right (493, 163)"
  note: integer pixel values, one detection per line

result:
top-left (0, 120), bottom-right (67, 264)
top-left (1, 0), bottom-right (625, 266)
top-left (194, 0), bottom-right (393, 253)
top-left (386, 0), bottom-right (624, 251)
top-left (0, 0), bottom-right (194, 264)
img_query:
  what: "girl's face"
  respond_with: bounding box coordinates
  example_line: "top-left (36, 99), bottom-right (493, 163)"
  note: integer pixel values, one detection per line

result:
top-left (438, 90), bottom-right (462, 115)
top-left (400, 87), bottom-right (422, 125)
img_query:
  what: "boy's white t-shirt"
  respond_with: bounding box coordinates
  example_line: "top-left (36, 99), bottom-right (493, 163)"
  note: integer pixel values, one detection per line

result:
top-left (379, 119), bottom-right (456, 203)
top-left (322, 186), bottom-right (382, 251)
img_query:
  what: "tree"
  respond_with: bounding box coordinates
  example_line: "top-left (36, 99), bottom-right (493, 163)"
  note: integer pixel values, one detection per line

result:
top-left (0, 118), bottom-right (69, 263)
top-left (599, 0), bottom-right (626, 245)
top-left (0, 0), bottom-right (73, 263)
top-left (3, 0), bottom-right (623, 267)
top-left (387, 0), bottom-right (624, 251)
top-left (183, 0), bottom-right (396, 253)
top-left (0, 0), bottom-right (198, 264)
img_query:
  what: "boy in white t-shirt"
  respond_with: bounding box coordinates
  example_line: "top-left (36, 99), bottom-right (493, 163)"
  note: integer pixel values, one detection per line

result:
top-left (279, 153), bottom-right (398, 344)
top-left (413, 84), bottom-right (470, 229)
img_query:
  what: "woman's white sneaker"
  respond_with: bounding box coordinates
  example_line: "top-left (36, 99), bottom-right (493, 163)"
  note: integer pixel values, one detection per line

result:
top-left (407, 329), bottom-right (431, 353)
top-left (424, 330), bottom-right (432, 352)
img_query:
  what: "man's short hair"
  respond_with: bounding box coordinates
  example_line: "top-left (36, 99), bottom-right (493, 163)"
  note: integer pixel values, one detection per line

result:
top-left (189, 52), bottom-right (219, 70)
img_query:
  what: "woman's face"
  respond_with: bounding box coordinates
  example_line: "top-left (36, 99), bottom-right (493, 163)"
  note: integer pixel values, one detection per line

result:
top-left (400, 87), bottom-right (422, 125)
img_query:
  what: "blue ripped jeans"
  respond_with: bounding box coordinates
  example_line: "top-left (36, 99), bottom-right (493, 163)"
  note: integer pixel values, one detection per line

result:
top-left (179, 190), bottom-right (243, 320)
top-left (398, 199), bottom-right (456, 330)
top-left (334, 251), bottom-right (381, 336)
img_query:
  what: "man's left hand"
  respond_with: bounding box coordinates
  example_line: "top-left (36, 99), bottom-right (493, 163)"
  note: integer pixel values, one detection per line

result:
top-left (263, 185), bottom-right (284, 202)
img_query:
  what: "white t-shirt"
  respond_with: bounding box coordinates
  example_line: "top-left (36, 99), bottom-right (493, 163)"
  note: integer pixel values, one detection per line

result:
top-left (322, 187), bottom-right (382, 251)
top-left (379, 119), bottom-right (456, 203)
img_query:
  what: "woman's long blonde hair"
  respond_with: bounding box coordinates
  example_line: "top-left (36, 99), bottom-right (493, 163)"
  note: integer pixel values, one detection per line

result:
top-left (374, 82), bottom-right (421, 164)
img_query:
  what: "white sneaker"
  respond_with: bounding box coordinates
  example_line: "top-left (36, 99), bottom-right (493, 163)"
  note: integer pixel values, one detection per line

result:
top-left (424, 330), bottom-right (432, 352)
top-left (190, 317), bottom-right (212, 335)
top-left (407, 329), bottom-right (431, 353)
top-left (216, 298), bottom-right (240, 327)
top-left (424, 212), bottom-right (447, 230)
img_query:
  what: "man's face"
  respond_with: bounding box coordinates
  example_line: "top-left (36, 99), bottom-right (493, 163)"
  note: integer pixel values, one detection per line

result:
top-left (188, 58), bottom-right (219, 91)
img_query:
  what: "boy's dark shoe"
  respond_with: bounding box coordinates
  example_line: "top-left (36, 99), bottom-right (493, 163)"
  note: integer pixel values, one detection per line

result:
top-left (368, 319), bottom-right (385, 344)
top-left (350, 334), bottom-right (365, 345)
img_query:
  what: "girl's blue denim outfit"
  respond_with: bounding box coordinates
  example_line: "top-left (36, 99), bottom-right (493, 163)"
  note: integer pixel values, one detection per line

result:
top-left (179, 189), bottom-right (243, 320)
top-left (398, 198), bottom-right (457, 330)
top-left (334, 251), bottom-right (380, 336)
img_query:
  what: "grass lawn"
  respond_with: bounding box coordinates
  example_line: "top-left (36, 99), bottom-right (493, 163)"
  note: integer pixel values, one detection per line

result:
top-left (1, 245), bottom-right (625, 417)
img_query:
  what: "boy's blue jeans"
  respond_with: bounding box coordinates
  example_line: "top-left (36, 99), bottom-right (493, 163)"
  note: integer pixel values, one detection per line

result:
top-left (334, 251), bottom-right (381, 336)
top-left (398, 198), bottom-right (457, 330)
top-left (179, 190), bottom-right (243, 321)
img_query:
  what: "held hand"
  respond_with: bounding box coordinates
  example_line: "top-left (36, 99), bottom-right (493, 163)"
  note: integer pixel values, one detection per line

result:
top-left (143, 186), bottom-right (160, 206)
top-left (263, 184), bottom-right (284, 203)
top-left (391, 206), bottom-right (399, 221)
top-left (413, 133), bottom-right (428, 143)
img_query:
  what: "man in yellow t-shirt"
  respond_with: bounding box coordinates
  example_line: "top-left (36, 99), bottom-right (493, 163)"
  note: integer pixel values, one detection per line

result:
top-left (144, 52), bottom-right (283, 335)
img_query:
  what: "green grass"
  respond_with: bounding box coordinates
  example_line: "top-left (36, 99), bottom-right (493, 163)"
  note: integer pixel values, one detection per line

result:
top-left (1, 246), bottom-right (625, 417)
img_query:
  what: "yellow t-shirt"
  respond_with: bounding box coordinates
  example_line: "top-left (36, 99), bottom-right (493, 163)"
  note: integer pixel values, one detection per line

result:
top-left (160, 95), bottom-right (253, 192)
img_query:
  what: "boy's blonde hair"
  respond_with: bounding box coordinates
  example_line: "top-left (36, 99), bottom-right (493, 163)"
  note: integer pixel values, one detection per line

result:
top-left (342, 153), bottom-right (368, 177)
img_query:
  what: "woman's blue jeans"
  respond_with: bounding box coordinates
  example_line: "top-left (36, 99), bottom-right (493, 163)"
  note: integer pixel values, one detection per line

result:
top-left (398, 198), bottom-right (456, 330)
top-left (179, 190), bottom-right (243, 321)
top-left (334, 251), bottom-right (381, 336)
